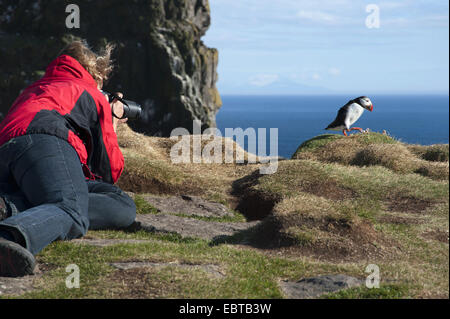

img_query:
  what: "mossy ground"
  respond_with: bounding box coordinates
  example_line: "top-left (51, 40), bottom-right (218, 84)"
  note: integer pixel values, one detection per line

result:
top-left (4, 127), bottom-right (448, 299)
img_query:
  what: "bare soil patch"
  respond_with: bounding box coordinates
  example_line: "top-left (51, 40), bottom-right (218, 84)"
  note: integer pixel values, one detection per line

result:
top-left (102, 267), bottom-right (174, 298)
top-left (422, 230), bottom-right (449, 243)
top-left (377, 215), bottom-right (425, 225)
top-left (102, 260), bottom-right (225, 299)
top-left (0, 275), bottom-right (39, 296)
top-left (386, 196), bottom-right (434, 214)
top-left (117, 172), bottom-right (203, 196)
top-left (236, 214), bottom-right (398, 263)
top-left (0, 259), bottom-right (58, 297)
top-left (111, 261), bottom-right (225, 278)
top-left (298, 180), bottom-right (357, 201)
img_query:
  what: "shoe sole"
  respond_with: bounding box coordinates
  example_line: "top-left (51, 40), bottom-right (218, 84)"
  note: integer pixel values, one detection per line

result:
top-left (0, 240), bottom-right (36, 277)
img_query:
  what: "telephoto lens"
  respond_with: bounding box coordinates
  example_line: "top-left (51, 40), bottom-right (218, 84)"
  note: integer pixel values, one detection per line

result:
top-left (122, 99), bottom-right (142, 120)
top-left (103, 91), bottom-right (142, 120)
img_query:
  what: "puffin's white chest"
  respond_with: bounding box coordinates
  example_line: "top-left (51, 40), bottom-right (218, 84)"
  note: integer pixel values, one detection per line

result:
top-left (345, 103), bottom-right (364, 127)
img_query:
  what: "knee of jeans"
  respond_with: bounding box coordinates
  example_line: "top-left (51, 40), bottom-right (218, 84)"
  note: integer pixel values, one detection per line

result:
top-left (57, 211), bottom-right (89, 241)
top-left (57, 202), bottom-right (89, 236)
top-left (122, 193), bottom-right (137, 217)
top-left (120, 205), bottom-right (136, 228)
top-left (68, 219), bottom-right (89, 239)
top-left (102, 194), bottom-right (136, 229)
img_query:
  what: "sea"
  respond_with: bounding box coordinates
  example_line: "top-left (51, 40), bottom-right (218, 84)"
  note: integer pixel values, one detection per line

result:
top-left (215, 95), bottom-right (449, 159)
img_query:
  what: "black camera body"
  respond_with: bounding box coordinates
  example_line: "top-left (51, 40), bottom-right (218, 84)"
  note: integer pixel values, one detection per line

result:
top-left (103, 91), bottom-right (142, 120)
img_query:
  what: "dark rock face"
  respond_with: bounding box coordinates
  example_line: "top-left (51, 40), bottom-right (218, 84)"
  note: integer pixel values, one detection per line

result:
top-left (0, 0), bottom-right (221, 136)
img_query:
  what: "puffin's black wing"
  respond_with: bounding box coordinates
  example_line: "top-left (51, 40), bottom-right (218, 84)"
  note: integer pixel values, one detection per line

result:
top-left (325, 101), bottom-right (353, 129)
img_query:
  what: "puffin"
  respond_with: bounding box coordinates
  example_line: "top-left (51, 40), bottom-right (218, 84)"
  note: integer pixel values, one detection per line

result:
top-left (325, 96), bottom-right (374, 136)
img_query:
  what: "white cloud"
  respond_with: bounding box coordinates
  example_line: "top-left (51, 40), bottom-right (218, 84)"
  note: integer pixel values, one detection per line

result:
top-left (378, 1), bottom-right (408, 10)
top-left (291, 71), bottom-right (325, 82)
top-left (382, 15), bottom-right (449, 27)
top-left (248, 74), bottom-right (280, 86)
top-left (289, 73), bottom-right (308, 82)
top-left (328, 67), bottom-right (341, 76)
top-left (297, 10), bottom-right (339, 24)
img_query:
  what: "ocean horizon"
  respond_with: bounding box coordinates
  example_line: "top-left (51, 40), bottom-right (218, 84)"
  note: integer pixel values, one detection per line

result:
top-left (216, 94), bottom-right (449, 159)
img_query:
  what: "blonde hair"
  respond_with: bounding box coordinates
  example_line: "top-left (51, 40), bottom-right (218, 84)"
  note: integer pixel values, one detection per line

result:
top-left (59, 40), bottom-right (115, 86)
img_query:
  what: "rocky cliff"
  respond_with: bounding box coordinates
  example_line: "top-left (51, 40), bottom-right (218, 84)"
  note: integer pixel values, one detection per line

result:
top-left (0, 0), bottom-right (221, 136)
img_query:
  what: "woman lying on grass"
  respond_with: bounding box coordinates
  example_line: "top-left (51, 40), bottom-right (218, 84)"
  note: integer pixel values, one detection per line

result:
top-left (0, 40), bottom-right (136, 277)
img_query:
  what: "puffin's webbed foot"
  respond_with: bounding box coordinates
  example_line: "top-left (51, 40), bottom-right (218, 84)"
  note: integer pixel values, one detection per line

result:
top-left (349, 127), bottom-right (363, 132)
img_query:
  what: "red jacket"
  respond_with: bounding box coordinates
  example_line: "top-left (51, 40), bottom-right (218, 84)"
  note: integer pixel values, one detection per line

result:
top-left (0, 55), bottom-right (124, 184)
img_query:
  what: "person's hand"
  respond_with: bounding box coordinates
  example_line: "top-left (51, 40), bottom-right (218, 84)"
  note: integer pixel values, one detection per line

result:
top-left (110, 92), bottom-right (128, 132)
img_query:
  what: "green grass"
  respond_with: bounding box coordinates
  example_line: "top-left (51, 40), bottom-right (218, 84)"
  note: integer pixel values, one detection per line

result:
top-left (134, 195), bottom-right (159, 215)
top-left (337, 198), bottom-right (381, 223)
top-left (357, 132), bottom-right (398, 145)
top-left (336, 165), bottom-right (448, 201)
top-left (15, 236), bottom-right (301, 298)
top-left (251, 159), bottom-right (448, 205)
top-left (7, 227), bottom-right (406, 299)
top-left (6, 203), bottom-right (447, 299)
top-left (292, 134), bottom-right (343, 157)
top-left (89, 229), bottom-right (206, 244)
top-left (323, 284), bottom-right (411, 299)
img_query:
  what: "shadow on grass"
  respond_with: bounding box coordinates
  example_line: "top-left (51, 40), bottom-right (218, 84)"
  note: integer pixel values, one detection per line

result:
top-left (230, 169), bottom-right (281, 221)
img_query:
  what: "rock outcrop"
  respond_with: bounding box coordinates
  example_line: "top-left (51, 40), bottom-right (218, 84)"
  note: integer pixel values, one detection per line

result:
top-left (280, 275), bottom-right (363, 299)
top-left (0, 0), bottom-right (221, 136)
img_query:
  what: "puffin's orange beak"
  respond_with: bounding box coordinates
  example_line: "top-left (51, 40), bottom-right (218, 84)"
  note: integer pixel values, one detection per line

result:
top-left (369, 104), bottom-right (373, 112)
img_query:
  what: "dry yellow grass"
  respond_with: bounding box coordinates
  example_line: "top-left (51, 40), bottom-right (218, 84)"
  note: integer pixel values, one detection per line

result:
top-left (292, 133), bottom-right (449, 180)
top-left (116, 124), bottom-right (262, 198)
top-left (117, 124), bottom-right (266, 163)
top-left (407, 144), bottom-right (449, 162)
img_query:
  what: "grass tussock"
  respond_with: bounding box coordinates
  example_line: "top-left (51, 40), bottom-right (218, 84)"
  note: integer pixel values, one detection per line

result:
top-left (407, 144), bottom-right (449, 162)
top-left (228, 158), bottom-right (447, 261)
top-left (292, 133), bottom-right (449, 180)
top-left (116, 124), bottom-right (261, 196)
top-left (117, 124), bottom-right (264, 164)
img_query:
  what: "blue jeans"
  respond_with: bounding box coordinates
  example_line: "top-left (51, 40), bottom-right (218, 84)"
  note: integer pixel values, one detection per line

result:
top-left (0, 134), bottom-right (136, 255)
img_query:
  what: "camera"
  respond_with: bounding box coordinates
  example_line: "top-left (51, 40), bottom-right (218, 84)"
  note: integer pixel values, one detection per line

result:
top-left (103, 91), bottom-right (142, 120)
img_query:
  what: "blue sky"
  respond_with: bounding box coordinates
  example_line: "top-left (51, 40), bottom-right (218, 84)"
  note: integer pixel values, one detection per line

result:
top-left (203, 0), bottom-right (449, 95)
